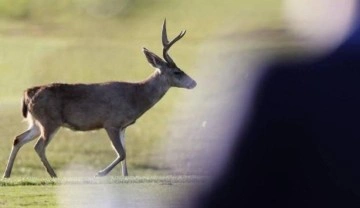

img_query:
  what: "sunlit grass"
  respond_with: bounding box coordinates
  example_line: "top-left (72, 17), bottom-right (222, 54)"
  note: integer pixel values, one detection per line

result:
top-left (0, 175), bottom-right (207, 186)
top-left (0, 176), bottom-right (202, 208)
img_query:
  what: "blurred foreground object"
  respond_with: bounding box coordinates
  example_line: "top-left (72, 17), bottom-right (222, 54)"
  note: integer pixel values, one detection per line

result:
top-left (195, 0), bottom-right (360, 207)
top-left (284, 0), bottom-right (357, 54)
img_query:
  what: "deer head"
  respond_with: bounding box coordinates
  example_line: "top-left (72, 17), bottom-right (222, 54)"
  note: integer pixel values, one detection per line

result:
top-left (143, 19), bottom-right (197, 89)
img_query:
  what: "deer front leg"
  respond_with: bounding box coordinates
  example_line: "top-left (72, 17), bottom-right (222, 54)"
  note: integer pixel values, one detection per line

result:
top-left (96, 127), bottom-right (126, 177)
top-left (3, 125), bottom-right (40, 178)
top-left (120, 129), bottom-right (128, 176)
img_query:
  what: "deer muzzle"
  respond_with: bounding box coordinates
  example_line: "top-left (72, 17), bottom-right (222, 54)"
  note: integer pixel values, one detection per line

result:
top-left (186, 79), bottom-right (197, 89)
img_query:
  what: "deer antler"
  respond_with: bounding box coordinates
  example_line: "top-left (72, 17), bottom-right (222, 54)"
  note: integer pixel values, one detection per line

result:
top-left (162, 19), bottom-right (186, 67)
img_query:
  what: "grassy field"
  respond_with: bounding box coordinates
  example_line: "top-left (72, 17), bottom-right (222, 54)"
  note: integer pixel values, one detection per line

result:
top-left (0, 0), bottom-right (286, 207)
top-left (0, 176), bottom-right (205, 208)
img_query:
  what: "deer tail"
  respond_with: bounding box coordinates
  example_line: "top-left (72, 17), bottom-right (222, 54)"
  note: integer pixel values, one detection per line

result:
top-left (21, 86), bottom-right (41, 119)
top-left (22, 95), bottom-right (28, 118)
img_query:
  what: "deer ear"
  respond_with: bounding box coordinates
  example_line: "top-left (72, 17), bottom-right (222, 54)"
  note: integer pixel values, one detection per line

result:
top-left (143, 48), bottom-right (166, 69)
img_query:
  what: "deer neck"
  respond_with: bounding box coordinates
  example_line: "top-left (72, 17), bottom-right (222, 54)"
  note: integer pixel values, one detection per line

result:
top-left (139, 70), bottom-right (170, 107)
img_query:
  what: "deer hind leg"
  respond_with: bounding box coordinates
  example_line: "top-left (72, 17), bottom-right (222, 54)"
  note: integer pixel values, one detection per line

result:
top-left (34, 124), bottom-right (59, 178)
top-left (96, 127), bottom-right (126, 177)
top-left (3, 124), bottom-right (40, 178)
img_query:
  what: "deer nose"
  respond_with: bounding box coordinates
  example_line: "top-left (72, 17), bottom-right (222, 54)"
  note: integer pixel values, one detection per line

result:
top-left (187, 80), bottom-right (197, 89)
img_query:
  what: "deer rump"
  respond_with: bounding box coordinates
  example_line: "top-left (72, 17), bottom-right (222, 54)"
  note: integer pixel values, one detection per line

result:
top-left (22, 82), bottom-right (143, 131)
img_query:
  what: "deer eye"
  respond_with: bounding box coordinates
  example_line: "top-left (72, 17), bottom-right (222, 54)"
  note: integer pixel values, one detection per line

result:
top-left (173, 70), bottom-right (183, 75)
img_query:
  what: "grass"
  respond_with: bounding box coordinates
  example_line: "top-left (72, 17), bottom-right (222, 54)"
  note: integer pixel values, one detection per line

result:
top-left (0, 176), bottom-right (203, 208)
top-left (0, 0), bottom-right (287, 207)
top-left (0, 175), bottom-right (207, 186)
top-left (0, 186), bottom-right (57, 207)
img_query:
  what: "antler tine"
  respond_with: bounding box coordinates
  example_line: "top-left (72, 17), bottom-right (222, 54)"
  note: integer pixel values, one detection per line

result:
top-left (162, 19), bottom-right (169, 46)
top-left (162, 19), bottom-right (186, 65)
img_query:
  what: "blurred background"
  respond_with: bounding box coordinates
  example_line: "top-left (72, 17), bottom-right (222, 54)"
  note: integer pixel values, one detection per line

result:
top-left (1, 0), bottom-right (348, 179)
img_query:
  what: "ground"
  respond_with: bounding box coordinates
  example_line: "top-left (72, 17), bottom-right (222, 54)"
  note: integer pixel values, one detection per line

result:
top-left (0, 176), bottom-right (205, 208)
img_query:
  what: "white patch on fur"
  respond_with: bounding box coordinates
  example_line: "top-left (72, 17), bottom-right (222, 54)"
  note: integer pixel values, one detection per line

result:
top-left (155, 68), bottom-right (161, 74)
top-left (22, 124), bottom-right (40, 143)
top-left (25, 113), bottom-right (36, 130)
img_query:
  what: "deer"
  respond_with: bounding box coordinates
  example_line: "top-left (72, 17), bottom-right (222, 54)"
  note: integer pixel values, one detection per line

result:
top-left (3, 19), bottom-right (196, 178)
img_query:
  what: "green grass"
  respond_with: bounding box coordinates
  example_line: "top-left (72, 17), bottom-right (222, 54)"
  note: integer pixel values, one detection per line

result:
top-left (0, 186), bottom-right (57, 207)
top-left (0, 0), bottom-right (287, 207)
top-left (0, 176), bottom-right (203, 208)
top-left (0, 175), bottom-right (206, 186)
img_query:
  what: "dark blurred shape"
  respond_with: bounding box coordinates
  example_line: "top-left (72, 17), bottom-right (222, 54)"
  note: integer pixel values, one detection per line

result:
top-left (195, 2), bottom-right (360, 208)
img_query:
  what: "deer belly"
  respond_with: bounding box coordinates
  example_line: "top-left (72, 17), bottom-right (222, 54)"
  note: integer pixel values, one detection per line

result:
top-left (62, 119), bottom-right (103, 131)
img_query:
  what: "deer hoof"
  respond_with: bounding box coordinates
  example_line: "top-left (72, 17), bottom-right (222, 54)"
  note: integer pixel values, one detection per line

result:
top-left (95, 171), bottom-right (107, 177)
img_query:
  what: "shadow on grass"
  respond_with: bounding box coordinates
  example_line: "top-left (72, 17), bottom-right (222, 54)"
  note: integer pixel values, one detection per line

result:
top-left (132, 163), bottom-right (172, 171)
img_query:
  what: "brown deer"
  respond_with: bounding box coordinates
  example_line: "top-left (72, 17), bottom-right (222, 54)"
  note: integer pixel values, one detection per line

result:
top-left (3, 20), bottom-right (196, 178)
